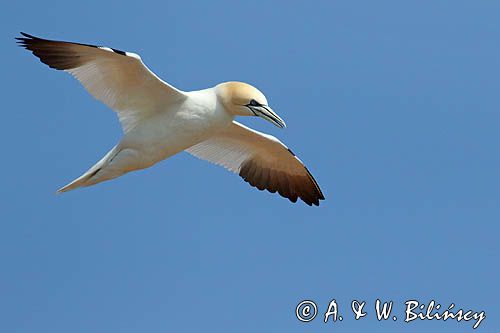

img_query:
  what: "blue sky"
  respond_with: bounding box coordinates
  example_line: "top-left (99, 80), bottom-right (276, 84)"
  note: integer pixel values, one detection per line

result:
top-left (1, 1), bottom-right (498, 332)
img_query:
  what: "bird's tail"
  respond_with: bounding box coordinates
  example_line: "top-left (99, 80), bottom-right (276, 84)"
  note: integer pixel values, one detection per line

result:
top-left (57, 145), bottom-right (120, 193)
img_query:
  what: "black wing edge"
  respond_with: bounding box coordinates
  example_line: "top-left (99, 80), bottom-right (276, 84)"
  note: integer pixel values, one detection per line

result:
top-left (15, 32), bottom-right (128, 59)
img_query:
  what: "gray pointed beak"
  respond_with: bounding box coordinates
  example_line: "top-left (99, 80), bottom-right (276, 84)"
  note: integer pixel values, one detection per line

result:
top-left (253, 105), bottom-right (286, 128)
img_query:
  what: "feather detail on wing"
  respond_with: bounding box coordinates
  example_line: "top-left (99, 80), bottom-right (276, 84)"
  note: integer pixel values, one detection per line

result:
top-left (17, 32), bottom-right (187, 132)
top-left (186, 121), bottom-right (325, 206)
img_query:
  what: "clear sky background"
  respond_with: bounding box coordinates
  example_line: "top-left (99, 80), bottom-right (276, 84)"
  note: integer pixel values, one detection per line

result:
top-left (1, 1), bottom-right (498, 332)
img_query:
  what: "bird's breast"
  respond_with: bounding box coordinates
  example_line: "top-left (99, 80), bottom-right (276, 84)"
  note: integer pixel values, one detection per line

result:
top-left (120, 97), bottom-right (233, 166)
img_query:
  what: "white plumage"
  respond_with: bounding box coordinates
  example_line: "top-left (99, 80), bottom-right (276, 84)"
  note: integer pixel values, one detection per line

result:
top-left (17, 32), bottom-right (324, 205)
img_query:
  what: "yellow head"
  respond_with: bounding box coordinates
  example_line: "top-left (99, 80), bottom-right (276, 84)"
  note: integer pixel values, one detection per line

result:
top-left (216, 81), bottom-right (286, 128)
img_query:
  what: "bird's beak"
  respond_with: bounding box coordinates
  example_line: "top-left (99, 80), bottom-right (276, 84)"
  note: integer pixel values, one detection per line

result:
top-left (253, 105), bottom-right (286, 128)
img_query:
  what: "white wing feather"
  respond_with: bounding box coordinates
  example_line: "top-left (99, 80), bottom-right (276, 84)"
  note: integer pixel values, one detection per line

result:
top-left (17, 33), bottom-right (187, 132)
top-left (186, 121), bottom-right (324, 205)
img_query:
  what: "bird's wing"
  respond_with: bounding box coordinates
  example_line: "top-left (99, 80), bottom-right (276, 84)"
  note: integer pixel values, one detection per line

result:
top-left (185, 121), bottom-right (325, 206)
top-left (16, 32), bottom-right (187, 132)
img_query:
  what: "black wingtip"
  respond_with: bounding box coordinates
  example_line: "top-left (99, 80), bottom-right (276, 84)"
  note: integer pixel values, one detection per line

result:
top-left (16, 32), bottom-right (44, 43)
top-left (16, 32), bottom-right (35, 47)
top-left (19, 32), bottom-right (35, 39)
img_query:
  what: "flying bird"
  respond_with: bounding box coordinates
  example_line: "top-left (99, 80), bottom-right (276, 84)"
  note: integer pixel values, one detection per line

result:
top-left (16, 32), bottom-right (325, 206)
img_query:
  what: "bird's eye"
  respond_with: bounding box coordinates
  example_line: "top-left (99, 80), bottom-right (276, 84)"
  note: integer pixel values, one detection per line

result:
top-left (249, 99), bottom-right (260, 107)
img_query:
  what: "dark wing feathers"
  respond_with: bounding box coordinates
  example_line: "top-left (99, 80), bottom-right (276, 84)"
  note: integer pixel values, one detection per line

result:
top-left (16, 32), bottom-right (187, 132)
top-left (16, 32), bottom-right (128, 70)
top-left (186, 121), bottom-right (325, 206)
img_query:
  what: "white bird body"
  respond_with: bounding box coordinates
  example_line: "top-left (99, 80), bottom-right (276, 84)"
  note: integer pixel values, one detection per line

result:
top-left (119, 87), bottom-right (231, 169)
top-left (17, 33), bottom-right (325, 205)
top-left (64, 88), bottom-right (233, 191)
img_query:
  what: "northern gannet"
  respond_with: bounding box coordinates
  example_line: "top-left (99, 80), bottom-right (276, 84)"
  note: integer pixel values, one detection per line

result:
top-left (17, 33), bottom-right (325, 206)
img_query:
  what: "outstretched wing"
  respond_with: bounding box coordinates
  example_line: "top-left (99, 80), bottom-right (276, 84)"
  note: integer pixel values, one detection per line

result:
top-left (186, 121), bottom-right (325, 206)
top-left (17, 32), bottom-right (187, 132)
